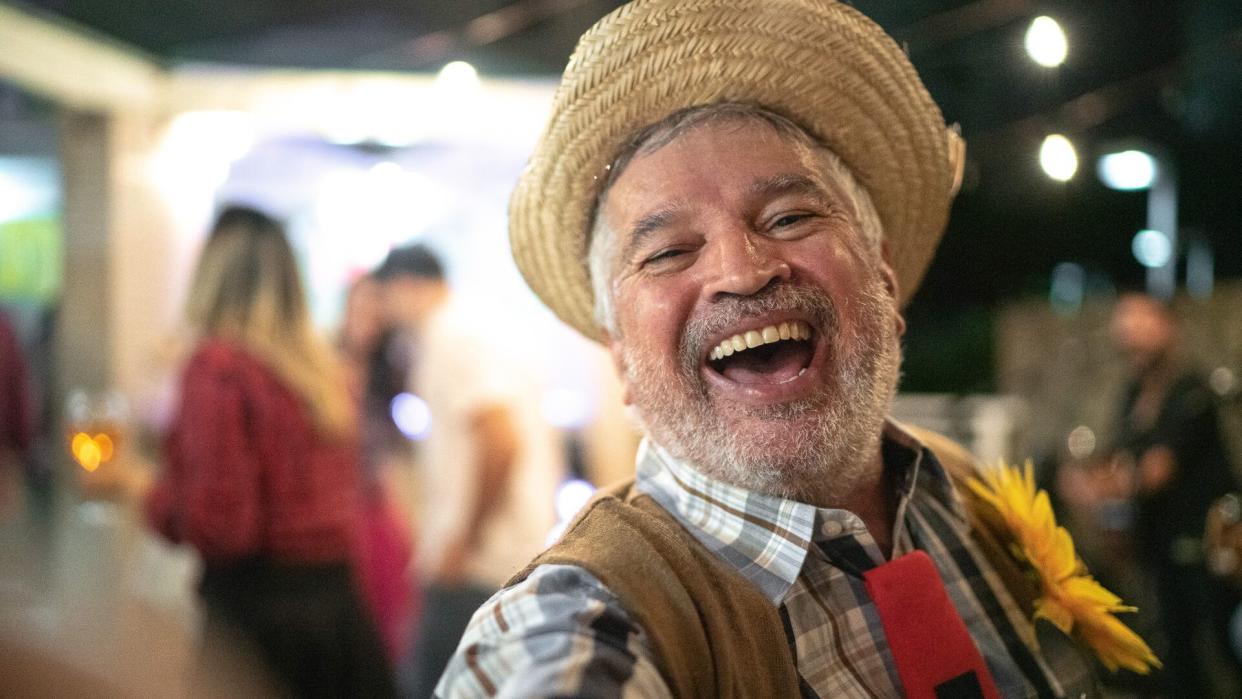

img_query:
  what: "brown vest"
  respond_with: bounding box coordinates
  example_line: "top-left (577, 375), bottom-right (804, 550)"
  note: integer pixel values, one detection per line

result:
top-left (509, 428), bottom-right (1039, 698)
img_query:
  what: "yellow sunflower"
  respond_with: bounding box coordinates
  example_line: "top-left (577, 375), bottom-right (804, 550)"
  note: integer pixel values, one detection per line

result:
top-left (968, 460), bottom-right (1161, 674)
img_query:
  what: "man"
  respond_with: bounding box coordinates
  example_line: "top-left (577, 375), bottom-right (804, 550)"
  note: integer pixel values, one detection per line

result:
top-left (1110, 293), bottom-right (1240, 694)
top-left (374, 246), bottom-right (562, 698)
top-left (439, 1), bottom-right (1121, 696)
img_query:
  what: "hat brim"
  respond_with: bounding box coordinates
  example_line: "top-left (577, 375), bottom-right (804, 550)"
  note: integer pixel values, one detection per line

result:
top-left (510, 0), bottom-right (964, 342)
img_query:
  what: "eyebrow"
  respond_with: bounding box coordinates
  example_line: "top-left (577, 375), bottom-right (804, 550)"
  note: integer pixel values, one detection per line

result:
top-left (620, 204), bottom-right (686, 265)
top-left (747, 173), bottom-right (838, 210)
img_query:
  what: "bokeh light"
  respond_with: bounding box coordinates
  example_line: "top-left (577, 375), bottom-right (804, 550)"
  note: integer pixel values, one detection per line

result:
top-left (69, 431), bottom-right (117, 472)
top-left (1039, 134), bottom-right (1078, 181)
top-left (435, 61), bottom-right (480, 94)
top-left (73, 434), bottom-right (102, 472)
top-left (1131, 229), bottom-right (1172, 268)
top-left (1097, 150), bottom-right (1156, 191)
top-left (555, 478), bottom-right (596, 523)
top-left (1211, 367), bottom-right (1236, 396)
top-left (391, 392), bottom-right (433, 441)
top-left (1067, 425), bottom-right (1097, 460)
top-left (1025, 16), bottom-right (1068, 67)
top-left (94, 433), bottom-right (114, 462)
top-left (1049, 262), bottom-right (1085, 315)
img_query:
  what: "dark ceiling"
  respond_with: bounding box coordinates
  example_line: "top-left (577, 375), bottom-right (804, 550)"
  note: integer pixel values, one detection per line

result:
top-left (7, 0), bottom-right (1242, 388)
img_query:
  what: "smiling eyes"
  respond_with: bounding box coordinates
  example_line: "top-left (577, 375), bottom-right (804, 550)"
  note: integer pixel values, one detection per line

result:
top-left (638, 211), bottom-right (820, 270)
top-left (772, 213), bottom-right (811, 228)
top-left (645, 248), bottom-right (686, 264)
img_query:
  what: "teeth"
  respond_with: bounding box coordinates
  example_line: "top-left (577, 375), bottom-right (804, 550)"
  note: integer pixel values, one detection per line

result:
top-left (708, 321), bottom-right (812, 362)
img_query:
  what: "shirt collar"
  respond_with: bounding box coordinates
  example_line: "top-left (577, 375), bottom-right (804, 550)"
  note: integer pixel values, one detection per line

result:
top-left (884, 419), bottom-right (970, 523)
top-left (634, 418), bottom-right (958, 605)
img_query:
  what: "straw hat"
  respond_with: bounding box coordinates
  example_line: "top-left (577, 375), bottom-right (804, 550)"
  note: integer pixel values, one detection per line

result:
top-left (510, 0), bottom-right (966, 341)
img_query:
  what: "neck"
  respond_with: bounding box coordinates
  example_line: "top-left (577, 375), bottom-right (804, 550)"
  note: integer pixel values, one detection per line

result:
top-left (794, 442), bottom-right (893, 556)
top-left (834, 451), bottom-right (895, 557)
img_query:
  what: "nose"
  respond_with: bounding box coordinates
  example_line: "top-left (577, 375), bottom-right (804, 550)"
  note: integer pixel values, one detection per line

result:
top-left (702, 229), bottom-right (792, 300)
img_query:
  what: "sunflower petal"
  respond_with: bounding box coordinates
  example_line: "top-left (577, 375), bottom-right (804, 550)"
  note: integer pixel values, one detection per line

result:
top-left (967, 459), bottom-right (1161, 674)
top-left (1034, 598), bottom-right (1075, 634)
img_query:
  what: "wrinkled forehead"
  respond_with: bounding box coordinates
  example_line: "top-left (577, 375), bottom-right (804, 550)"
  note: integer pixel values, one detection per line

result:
top-left (596, 114), bottom-right (864, 242)
top-left (601, 107), bottom-right (828, 203)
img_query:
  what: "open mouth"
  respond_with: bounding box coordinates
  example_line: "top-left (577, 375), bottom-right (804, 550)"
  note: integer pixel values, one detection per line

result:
top-left (705, 320), bottom-right (815, 386)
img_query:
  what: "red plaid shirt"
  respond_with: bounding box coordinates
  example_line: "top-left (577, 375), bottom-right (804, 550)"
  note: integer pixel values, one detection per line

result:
top-left (146, 340), bottom-right (361, 564)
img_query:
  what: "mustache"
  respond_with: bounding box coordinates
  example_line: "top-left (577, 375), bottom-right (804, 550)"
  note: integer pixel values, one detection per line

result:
top-left (679, 282), bottom-right (840, 371)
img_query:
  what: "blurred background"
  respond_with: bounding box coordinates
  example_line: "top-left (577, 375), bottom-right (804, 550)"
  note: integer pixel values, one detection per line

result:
top-left (1, 0), bottom-right (1240, 696)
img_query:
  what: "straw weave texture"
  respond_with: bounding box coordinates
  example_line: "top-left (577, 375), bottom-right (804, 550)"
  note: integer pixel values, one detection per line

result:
top-left (510, 0), bottom-right (964, 341)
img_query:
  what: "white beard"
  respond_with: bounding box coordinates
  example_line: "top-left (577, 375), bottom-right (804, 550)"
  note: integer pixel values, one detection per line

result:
top-left (620, 275), bottom-right (901, 505)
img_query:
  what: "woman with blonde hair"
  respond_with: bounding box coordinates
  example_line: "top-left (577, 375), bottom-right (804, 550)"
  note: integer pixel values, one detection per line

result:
top-left (146, 206), bottom-right (394, 697)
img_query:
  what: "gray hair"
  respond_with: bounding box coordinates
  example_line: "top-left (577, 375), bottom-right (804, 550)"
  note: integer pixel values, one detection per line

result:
top-left (587, 102), bottom-right (883, 335)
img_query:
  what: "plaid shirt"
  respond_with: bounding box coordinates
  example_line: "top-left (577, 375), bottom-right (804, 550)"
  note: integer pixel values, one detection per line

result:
top-left (437, 421), bottom-right (1096, 698)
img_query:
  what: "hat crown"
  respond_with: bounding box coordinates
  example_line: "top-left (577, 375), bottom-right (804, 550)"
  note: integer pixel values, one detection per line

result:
top-left (510, 0), bottom-right (963, 341)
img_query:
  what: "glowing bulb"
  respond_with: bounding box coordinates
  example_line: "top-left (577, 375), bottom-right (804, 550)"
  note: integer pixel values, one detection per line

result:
top-left (435, 61), bottom-right (480, 94)
top-left (391, 392), bottom-right (432, 441)
top-left (72, 432), bottom-right (91, 457)
top-left (555, 478), bottom-right (596, 523)
top-left (1132, 229), bottom-right (1172, 268)
top-left (1097, 150), bottom-right (1156, 190)
top-left (94, 433), bottom-right (114, 462)
top-left (1025, 16), bottom-right (1068, 67)
top-left (1039, 134), bottom-right (1078, 181)
top-left (78, 440), bottom-right (101, 472)
top-left (1067, 426), bottom-right (1097, 460)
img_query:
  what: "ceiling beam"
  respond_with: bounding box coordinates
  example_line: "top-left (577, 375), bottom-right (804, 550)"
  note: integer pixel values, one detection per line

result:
top-left (891, 0), bottom-right (1036, 54)
top-left (973, 22), bottom-right (1242, 151)
top-left (0, 2), bottom-right (166, 113)
top-left (359, 0), bottom-right (598, 68)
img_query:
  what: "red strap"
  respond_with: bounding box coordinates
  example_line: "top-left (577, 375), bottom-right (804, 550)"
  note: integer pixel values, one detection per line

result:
top-left (863, 551), bottom-right (1001, 699)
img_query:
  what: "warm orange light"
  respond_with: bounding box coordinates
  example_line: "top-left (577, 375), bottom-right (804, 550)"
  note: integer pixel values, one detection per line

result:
top-left (70, 431), bottom-right (116, 471)
top-left (94, 433), bottom-right (115, 462)
top-left (72, 432), bottom-right (91, 456)
top-left (77, 440), bottom-right (102, 472)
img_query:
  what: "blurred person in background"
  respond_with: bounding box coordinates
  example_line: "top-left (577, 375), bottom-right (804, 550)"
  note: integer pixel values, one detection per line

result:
top-left (1109, 291), bottom-right (1241, 694)
top-left (340, 275), bottom-right (413, 476)
top-left (144, 206), bottom-right (394, 697)
top-left (373, 245), bottom-right (561, 699)
top-left (0, 309), bottom-right (34, 518)
top-left (338, 274), bottom-right (417, 667)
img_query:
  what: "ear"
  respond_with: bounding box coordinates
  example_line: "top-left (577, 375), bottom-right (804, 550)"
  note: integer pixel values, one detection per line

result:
top-left (600, 329), bottom-right (635, 406)
top-left (878, 242), bottom-right (907, 338)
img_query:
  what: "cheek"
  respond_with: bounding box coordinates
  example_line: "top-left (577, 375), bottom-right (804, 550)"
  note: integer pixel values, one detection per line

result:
top-left (790, 239), bottom-right (870, 296)
top-left (614, 280), bottom-right (697, 370)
